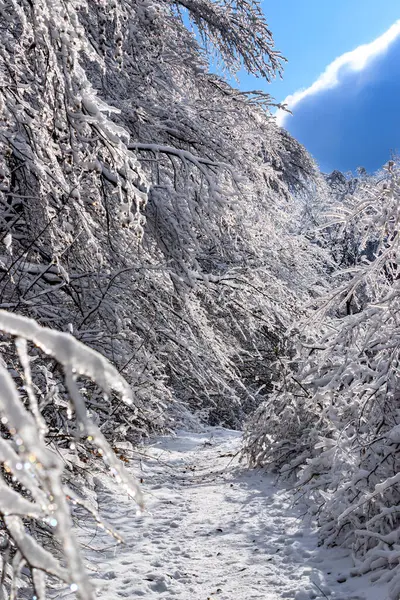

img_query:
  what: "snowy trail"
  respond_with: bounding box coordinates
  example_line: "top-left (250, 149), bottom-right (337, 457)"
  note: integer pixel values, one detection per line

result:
top-left (57, 429), bottom-right (382, 600)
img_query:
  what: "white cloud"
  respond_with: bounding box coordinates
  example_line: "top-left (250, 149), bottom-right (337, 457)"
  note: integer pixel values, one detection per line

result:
top-left (276, 20), bottom-right (400, 127)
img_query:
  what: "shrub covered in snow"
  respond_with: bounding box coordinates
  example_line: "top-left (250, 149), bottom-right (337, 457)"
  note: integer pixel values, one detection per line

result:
top-left (244, 162), bottom-right (400, 599)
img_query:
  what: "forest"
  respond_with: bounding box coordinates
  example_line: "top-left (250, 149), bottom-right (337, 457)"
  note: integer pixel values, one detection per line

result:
top-left (0, 0), bottom-right (399, 598)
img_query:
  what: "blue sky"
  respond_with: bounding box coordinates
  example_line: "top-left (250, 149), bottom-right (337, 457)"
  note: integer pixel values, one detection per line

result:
top-left (238, 1), bottom-right (400, 174)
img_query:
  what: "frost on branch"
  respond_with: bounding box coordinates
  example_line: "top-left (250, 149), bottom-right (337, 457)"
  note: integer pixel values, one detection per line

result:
top-left (0, 310), bottom-right (142, 599)
top-left (0, 0), bottom-right (148, 230)
top-left (171, 0), bottom-right (285, 79)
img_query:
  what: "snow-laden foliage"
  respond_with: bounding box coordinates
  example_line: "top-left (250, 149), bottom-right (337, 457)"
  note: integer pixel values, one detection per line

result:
top-left (244, 162), bottom-right (400, 598)
top-left (0, 311), bottom-right (142, 599)
top-left (0, 0), bottom-right (324, 431)
top-left (172, 0), bottom-right (284, 78)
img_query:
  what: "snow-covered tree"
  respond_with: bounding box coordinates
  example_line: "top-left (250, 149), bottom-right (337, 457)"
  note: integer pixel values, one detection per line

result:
top-left (0, 0), bottom-right (323, 430)
top-left (244, 161), bottom-right (400, 599)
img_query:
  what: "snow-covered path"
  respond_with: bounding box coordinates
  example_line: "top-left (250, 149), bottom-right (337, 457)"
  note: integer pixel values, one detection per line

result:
top-left (58, 428), bottom-right (382, 600)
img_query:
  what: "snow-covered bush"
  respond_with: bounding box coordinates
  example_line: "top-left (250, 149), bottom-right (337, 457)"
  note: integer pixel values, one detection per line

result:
top-left (244, 162), bottom-right (400, 598)
top-left (0, 310), bottom-right (142, 599)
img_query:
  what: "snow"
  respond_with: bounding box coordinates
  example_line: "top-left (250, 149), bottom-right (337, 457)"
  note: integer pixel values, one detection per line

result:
top-left (52, 428), bottom-right (389, 600)
top-left (0, 310), bottom-right (133, 403)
